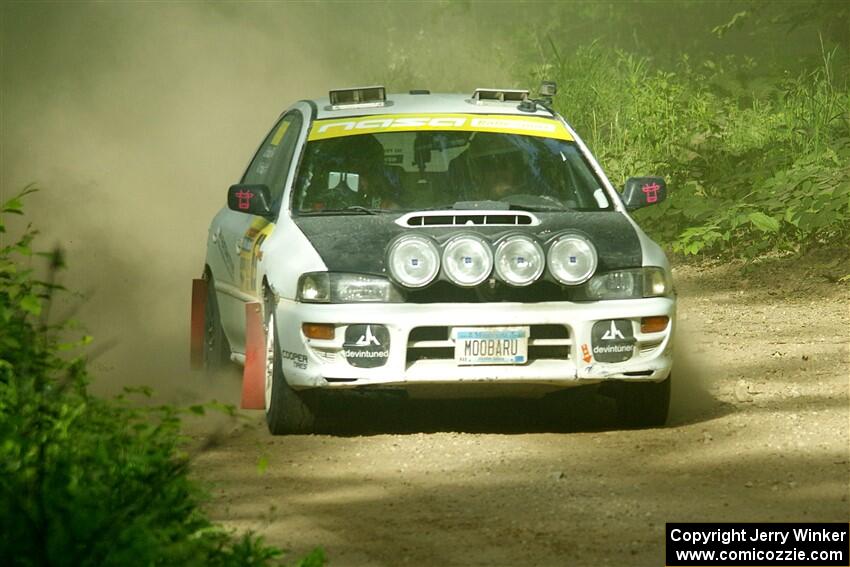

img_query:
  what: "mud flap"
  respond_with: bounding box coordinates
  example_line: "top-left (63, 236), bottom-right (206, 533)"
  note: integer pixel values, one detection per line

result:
top-left (241, 302), bottom-right (266, 410)
top-left (189, 279), bottom-right (207, 370)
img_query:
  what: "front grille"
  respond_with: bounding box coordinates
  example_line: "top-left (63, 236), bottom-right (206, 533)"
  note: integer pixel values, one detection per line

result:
top-left (409, 326), bottom-right (450, 342)
top-left (406, 324), bottom-right (571, 365)
top-left (530, 325), bottom-right (570, 340)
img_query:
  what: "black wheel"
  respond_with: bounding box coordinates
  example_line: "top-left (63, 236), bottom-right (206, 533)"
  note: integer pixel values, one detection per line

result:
top-left (203, 274), bottom-right (231, 373)
top-left (263, 289), bottom-right (317, 435)
top-left (614, 375), bottom-right (671, 428)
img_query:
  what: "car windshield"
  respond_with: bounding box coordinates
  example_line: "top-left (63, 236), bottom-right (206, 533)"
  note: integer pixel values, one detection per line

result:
top-left (292, 128), bottom-right (612, 214)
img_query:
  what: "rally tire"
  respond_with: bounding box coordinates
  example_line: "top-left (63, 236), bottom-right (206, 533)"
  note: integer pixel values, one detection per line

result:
top-left (264, 292), bottom-right (317, 435)
top-left (614, 375), bottom-right (671, 428)
top-left (203, 274), bottom-right (231, 373)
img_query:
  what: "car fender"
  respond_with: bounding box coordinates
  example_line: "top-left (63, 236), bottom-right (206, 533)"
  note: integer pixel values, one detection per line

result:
top-left (258, 214), bottom-right (327, 301)
top-left (627, 215), bottom-right (671, 272)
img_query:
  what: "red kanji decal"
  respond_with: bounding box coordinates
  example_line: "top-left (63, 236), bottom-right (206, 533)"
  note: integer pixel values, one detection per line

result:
top-left (641, 182), bottom-right (660, 204)
top-left (235, 189), bottom-right (254, 210)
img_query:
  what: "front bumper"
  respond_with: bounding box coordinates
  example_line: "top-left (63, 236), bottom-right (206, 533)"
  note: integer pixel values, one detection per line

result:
top-left (275, 297), bottom-right (675, 392)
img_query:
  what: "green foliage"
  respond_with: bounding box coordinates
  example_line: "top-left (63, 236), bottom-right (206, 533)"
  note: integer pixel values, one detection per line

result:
top-left (526, 38), bottom-right (850, 258)
top-left (290, 549), bottom-right (327, 567)
top-left (0, 190), bottom-right (321, 566)
top-left (712, 1), bottom-right (850, 48)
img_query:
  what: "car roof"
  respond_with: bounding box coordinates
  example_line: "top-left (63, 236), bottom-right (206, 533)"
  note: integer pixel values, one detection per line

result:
top-left (309, 92), bottom-right (558, 120)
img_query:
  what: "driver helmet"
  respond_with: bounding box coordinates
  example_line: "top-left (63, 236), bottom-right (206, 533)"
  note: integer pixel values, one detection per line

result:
top-left (319, 133), bottom-right (398, 209)
top-left (323, 134), bottom-right (384, 198)
top-left (326, 134), bottom-right (385, 187)
top-left (466, 133), bottom-right (526, 198)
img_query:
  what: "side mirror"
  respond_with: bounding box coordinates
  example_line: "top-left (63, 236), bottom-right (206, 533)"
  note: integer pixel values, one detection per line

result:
top-left (621, 177), bottom-right (667, 210)
top-left (227, 184), bottom-right (273, 217)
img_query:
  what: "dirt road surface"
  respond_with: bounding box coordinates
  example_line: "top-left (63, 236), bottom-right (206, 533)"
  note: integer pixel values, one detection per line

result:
top-left (193, 253), bottom-right (849, 566)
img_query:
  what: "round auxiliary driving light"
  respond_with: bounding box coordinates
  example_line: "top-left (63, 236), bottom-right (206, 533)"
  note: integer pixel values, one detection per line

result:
top-left (495, 236), bottom-right (545, 286)
top-left (442, 235), bottom-right (493, 287)
top-left (547, 234), bottom-right (598, 285)
top-left (387, 235), bottom-right (440, 288)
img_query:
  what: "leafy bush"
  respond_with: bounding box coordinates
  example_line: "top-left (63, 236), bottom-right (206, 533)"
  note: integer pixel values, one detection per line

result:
top-left (526, 40), bottom-right (850, 257)
top-left (0, 188), bottom-right (324, 566)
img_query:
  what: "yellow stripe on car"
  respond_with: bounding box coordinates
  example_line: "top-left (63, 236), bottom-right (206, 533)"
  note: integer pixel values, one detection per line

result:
top-left (308, 113), bottom-right (574, 142)
top-left (240, 218), bottom-right (274, 291)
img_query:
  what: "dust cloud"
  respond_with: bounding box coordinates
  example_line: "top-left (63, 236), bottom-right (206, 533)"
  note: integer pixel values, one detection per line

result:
top-left (0, 2), bottom-right (514, 401)
top-left (669, 327), bottom-right (719, 423)
top-left (1, 2), bottom-right (717, 420)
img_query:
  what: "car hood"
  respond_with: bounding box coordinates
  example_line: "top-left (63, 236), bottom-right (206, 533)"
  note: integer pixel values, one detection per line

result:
top-left (292, 211), bottom-right (642, 276)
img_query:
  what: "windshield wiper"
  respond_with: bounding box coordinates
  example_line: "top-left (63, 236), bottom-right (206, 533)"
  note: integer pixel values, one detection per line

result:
top-left (504, 203), bottom-right (568, 212)
top-left (298, 206), bottom-right (393, 216)
top-left (433, 200), bottom-right (569, 213)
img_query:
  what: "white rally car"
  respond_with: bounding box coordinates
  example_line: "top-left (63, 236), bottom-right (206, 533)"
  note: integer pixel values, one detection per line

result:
top-left (190, 85), bottom-right (676, 434)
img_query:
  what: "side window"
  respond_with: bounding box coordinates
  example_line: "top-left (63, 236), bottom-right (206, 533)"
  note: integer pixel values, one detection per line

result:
top-left (242, 111), bottom-right (304, 211)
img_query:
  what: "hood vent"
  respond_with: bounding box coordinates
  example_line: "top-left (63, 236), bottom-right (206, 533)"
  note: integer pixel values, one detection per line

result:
top-left (396, 211), bottom-right (540, 228)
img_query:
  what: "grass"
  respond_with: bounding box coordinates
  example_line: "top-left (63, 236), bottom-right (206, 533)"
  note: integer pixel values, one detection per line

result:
top-left (524, 40), bottom-right (850, 258)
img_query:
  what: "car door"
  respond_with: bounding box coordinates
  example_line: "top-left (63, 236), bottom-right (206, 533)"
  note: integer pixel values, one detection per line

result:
top-left (214, 110), bottom-right (305, 354)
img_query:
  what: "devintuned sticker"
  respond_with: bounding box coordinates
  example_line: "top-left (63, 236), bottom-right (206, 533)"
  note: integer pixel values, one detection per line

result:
top-left (343, 324), bottom-right (390, 368)
top-left (591, 319), bottom-right (635, 363)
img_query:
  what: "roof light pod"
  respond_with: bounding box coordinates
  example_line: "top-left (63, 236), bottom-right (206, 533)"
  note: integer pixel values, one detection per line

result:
top-left (547, 234), bottom-right (598, 285)
top-left (328, 86), bottom-right (386, 109)
top-left (442, 235), bottom-right (493, 287)
top-left (494, 235), bottom-right (545, 286)
top-left (471, 88), bottom-right (530, 102)
top-left (387, 235), bottom-right (440, 288)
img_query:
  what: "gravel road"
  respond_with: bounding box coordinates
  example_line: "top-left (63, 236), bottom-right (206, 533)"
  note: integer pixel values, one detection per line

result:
top-left (193, 253), bottom-right (849, 566)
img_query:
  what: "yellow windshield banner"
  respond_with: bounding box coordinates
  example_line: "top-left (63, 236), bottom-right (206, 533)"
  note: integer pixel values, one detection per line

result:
top-left (308, 113), bottom-right (573, 142)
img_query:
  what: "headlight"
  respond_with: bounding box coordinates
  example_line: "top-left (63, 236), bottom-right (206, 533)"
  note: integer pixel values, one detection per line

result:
top-left (585, 269), bottom-right (640, 299)
top-left (547, 234), bottom-right (598, 285)
top-left (387, 235), bottom-right (440, 288)
top-left (297, 273), bottom-right (403, 303)
top-left (642, 266), bottom-right (672, 297)
top-left (494, 235), bottom-right (544, 286)
top-left (578, 267), bottom-right (672, 300)
top-left (299, 273), bottom-right (330, 302)
top-left (442, 234), bottom-right (493, 287)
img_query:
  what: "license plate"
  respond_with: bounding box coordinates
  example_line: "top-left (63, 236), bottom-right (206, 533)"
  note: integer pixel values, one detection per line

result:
top-left (453, 327), bottom-right (529, 365)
